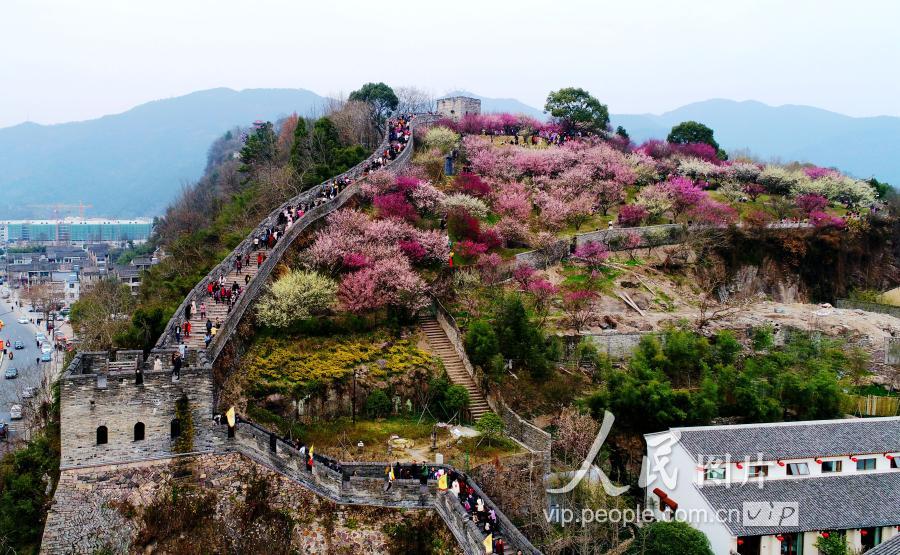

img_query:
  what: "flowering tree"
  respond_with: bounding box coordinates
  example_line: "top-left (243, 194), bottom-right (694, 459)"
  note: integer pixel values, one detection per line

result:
top-left (562, 289), bottom-right (597, 333)
top-left (594, 180), bottom-right (625, 216)
top-left (455, 240), bottom-right (489, 259)
top-left (573, 241), bottom-right (610, 272)
top-left (795, 193), bottom-right (829, 215)
top-left (374, 192), bottom-right (418, 221)
top-left (447, 208), bottom-right (481, 241)
top-left (689, 199), bottom-right (738, 226)
top-left (527, 279), bottom-right (558, 323)
top-left (617, 204), bottom-right (648, 227)
top-left (727, 162), bottom-right (762, 183)
top-left (665, 177), bottom-right (706, 221)
top-left (441, 194), bottom-right (490, 219)
top-left (455, 172), bottom-right (491, 197)
top-left (495, 217), bottom-right (531, 246)
top-left (256, 270), bottom-right (337, 328)
top-left (743, 183), bottom-right (766, 201)
top-left (512, 264), bottom-right (536, 290)
top-left (339, 258), bottom-right (427, 314)
top-left (621, 231), bottom-right (642, 260)
top-left (742, 209), bottom-right (773, 229)
top-left (635, 184), bottom-right (674, 220)
top-left (423, 126), bottom-right (460, 154)
top-left (360, 170), bottom-right (396, 198)
top-left (493, 182), bottom-right (533, 221)
top-left (409, 181), bottom-right (446, 212)
top-left (476, 253), bottom-right (503, 285)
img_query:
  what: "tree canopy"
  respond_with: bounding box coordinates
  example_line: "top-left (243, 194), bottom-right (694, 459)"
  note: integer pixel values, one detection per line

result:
top-left (544, 87), bottom-right (610, 134)
top-left (349, 82), bottom-right (399, 122)
top-left (627, 521), bottom-right (713, 555)
top-left (667, 121), bottom-right (726, 160)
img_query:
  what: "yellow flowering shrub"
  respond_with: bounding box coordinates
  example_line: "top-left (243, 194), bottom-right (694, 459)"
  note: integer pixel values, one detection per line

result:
top-left (245, 332), bottom-right (435, 395)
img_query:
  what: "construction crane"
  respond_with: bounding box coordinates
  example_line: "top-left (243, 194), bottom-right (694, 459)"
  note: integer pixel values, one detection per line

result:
top-left (26, 202), bottom-right (94, 220)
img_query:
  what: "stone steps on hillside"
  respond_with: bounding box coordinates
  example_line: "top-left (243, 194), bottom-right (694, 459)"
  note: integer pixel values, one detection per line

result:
top-left (418, 317), bottom-right (491, 420)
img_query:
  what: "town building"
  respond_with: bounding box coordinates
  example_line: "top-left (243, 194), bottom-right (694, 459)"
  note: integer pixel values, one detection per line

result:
top-left (644, 417), bottom-right (900, 555)
top-left (0, 218), bottom-right (154, 245)
top-left (436, 96), bottom-right (481, 121)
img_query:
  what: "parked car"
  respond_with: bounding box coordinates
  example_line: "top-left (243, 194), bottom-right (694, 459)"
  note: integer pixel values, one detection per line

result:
top-left (4, 367), bottom-right (17, 379)
top-left (13, 341), bottom-right (24, 350)
top-left (35, 333), bottom-right (46, 343)
top-left (16, 317), bottom-right (28, 324)
top-left (22, 386), bottom-right (35, 399)
top-left (0, 422), bottom-right (8, 440)
top-left (9, 405), bottom-right (22, 420)
top-left (41, 342), bottom-right (52, 354)
top-left (40, 352), bottom-right (52, 362)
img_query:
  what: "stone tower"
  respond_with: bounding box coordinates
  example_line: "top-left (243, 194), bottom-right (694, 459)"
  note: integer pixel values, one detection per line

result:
top-left (436, 96), bottom-right (481, 121)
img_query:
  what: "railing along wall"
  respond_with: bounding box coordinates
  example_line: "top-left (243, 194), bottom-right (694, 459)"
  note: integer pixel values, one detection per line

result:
top-left (154, 117), bottom-right (405, 355)
top-left (232, 417), bottom-right (542, 554)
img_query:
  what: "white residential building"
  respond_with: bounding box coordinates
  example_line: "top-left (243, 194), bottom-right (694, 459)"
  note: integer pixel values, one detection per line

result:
top-left (644, 417), bottom-right (900, 555)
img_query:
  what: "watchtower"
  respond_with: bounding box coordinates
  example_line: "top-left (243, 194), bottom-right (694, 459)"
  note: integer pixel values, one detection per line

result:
top-left (436, 96), bottom-right (481, 121)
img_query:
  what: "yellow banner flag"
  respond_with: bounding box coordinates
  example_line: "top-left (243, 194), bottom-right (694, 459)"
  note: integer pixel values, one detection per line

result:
top-left (483, 533), bottom-right (493, 554)
top-left (309, 445), bottom-right (314, 458)
top-left (225, 406), bottom-right (236, 427)
top-left (438, 474), bottom-right (448, 490)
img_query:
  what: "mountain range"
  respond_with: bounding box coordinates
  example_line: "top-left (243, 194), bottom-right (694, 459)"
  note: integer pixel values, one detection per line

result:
top-left (1, 88), bottom-right (897, 220)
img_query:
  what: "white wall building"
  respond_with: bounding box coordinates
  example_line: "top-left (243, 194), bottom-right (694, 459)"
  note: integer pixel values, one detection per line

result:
top-left (644, 417), bottom-right (900, 555)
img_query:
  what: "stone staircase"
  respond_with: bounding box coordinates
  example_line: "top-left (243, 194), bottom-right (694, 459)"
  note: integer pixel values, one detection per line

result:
top-left (419, 316), bottom-right (491, 421)
top-left (178, 250), bottom-right (264, 350)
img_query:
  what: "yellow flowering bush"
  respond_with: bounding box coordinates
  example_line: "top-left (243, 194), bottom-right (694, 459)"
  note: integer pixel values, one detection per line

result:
top-left (245, 332), bottom-right (435, 395)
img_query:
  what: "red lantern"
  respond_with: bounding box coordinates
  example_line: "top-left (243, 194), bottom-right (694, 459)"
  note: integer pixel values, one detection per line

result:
top-left (861, 529), bottom-right (868, 537)
top-left (822, 532), bottom-right (830, 538)
top-left (850, 456), bottom-right (858, 462)
top-left (776, 535), bottom-right (785, 542)
top-left (737, 539), bottom-right (744, 546)
top-left (736, 462), bottom-right (743, 469)
top-left (777, 460), bottom-right (785, 467)
top-left (887, 453), bottom-right (894, 460)
top-left (815, 458), bottom-right (823, 464)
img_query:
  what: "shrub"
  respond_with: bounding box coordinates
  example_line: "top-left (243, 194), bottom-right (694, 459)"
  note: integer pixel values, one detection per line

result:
top-left (256, 270), bottom-right (337, 328)
top-left (475, 412), bottom-right (505, 442)
top-left (627, 520), bottom-right (713, 555)
top-left (447, 208), bottom-right (481, 241)
top-left (617, 204), bottom-right (647, 227)
top-left (454, 172), bottom-right (491, 197)
top-left (423, 126), bottom-right (460, 154)
top-left (442, 193), bottom-right (489, 219)
top-left (374, 193), bottom-right (418, 222)
top-left (445, 385), bottom-right (471, 418)
top-left (365, 389), bottom-right (392, 418)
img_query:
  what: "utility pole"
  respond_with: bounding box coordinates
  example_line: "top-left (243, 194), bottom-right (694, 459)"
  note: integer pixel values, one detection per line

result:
top-left (351, 367), bottom-right (357, 424)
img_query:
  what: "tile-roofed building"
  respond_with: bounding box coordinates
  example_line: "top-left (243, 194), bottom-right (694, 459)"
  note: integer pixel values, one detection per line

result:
top-left (869, 535), bottom-right (900, 555)
top-left (676, 417), bottom-right (900, 460)
top-left (699, 471), bottom-right (900, 537)
top-left (644, 417), bottom-right (900, 554)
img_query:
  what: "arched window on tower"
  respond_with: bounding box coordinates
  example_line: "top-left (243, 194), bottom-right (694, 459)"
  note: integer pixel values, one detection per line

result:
top-left (134, 422), bottom-right (145, 441)
top-left (170, 419), bottom-right (181, 439)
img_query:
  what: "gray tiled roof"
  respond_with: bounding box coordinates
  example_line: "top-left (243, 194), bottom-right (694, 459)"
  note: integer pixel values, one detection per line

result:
top-left (698, 471), bottom-right (900, 536)
top-left (675, 417), bottom-right (900, 460)
top-left (868, 535), bottom-right (900, 555)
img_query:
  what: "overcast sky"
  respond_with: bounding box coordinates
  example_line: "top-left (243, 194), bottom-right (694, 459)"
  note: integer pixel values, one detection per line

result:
top-left (2, 0), bottom-right (898, 128)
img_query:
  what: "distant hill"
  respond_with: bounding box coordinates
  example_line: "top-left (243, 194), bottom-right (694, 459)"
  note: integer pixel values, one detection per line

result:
top-left (610, 99), bottom-right (900, 184)
top-left (0, 88), bottom-right (327, 219)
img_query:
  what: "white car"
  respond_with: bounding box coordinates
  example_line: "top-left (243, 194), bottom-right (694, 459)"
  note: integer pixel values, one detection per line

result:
top-left (22, 387), bottom-right (35, 399)
top-left (41, 342), bottom-right (52, 354)
top-left (17, 317), bottom-right (28, 324)
top-left (9, 404), bottom-right (22, 420)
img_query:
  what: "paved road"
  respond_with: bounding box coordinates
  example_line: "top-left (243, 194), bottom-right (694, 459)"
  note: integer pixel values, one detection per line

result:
top-left (0, 294), bottom-right (65, 442)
